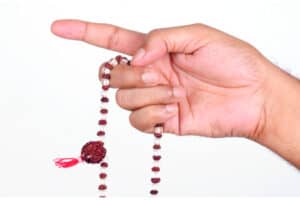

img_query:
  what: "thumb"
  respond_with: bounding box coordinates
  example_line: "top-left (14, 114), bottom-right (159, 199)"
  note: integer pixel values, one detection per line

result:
top-left (131, 23), bottom-right (218, 66)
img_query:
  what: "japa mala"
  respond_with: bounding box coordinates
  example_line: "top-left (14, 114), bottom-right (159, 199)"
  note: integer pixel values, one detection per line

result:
top-left (54, 55), bottom-right (163, 197)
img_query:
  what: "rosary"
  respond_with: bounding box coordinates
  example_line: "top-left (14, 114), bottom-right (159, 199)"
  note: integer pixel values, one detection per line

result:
top-left (54, 55), bottom-right (163, 197)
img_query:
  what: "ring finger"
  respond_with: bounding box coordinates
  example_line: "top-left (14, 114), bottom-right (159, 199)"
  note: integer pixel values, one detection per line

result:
top-left (129, 104), bottom-right (179, 133)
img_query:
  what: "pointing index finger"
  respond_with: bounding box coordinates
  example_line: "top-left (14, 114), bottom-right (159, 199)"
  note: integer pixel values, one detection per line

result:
top-left (51, 19), bottom-right (145, 55)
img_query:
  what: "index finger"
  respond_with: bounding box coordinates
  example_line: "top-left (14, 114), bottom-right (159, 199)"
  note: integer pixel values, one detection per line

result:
top-left (51, 19), bottom-right (145, 55)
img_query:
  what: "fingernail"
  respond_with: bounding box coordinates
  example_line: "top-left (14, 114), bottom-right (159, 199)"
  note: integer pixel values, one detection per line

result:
top-left (172, 87), bottom-right (186, 98)
top-left (142, 72), bottom-right (159, 84)
top-left (133, 48), bottom-right (145, 63)
top-left (165, 104), bottom-right (178, 113)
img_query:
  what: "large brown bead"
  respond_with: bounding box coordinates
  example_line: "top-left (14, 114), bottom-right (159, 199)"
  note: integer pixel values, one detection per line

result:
top-left (80, 141), bottom-right (106, 164)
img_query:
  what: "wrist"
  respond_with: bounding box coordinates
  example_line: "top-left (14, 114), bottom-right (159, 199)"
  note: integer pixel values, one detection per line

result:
top-left (257, 62), bottom-right (300, 168)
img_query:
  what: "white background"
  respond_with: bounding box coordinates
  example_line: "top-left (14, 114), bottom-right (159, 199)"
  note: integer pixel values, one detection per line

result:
top-left (0, 0), bottom-right (299, 197)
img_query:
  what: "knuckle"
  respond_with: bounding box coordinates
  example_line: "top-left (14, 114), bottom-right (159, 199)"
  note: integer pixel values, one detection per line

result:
top-left (148, 28), bottom-right (163, 38)
top-left (81, 22), bottom-right (89, 41)
top-left (189, 23), bottom-right (208, 31)
top-left (107, 26), bottom-right (120, 49)
top-left (192, 23), bottom-right (203, 28)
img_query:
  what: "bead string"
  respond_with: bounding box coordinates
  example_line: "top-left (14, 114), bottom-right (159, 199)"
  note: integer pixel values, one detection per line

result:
top-left (100, 55), bottom-right (163, 196)
top-left (97, 56), bottom-right (126, 197)
top-left (151, 124), bottom-right (163, 195)
top-left (54, 55), bottom-right (163, 197)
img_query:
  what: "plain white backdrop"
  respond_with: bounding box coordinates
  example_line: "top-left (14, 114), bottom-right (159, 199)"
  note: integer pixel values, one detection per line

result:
top-left (0, 0), bottom-right (299, 197)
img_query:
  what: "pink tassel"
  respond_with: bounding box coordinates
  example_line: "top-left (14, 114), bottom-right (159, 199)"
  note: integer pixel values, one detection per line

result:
top-left (53, 157), bottom-right (81, 168)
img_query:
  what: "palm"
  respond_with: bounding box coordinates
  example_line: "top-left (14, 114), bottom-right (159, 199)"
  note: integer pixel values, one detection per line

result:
top-left (152, 40), bottom-right (266, 138)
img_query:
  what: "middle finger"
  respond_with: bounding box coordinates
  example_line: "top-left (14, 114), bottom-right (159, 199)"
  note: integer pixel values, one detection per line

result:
top-left (116, 86), bottom-right (186, 110)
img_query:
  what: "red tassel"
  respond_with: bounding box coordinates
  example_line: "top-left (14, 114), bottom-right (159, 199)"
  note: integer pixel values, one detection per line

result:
top-left (53, 157), bottom-right (81, 168)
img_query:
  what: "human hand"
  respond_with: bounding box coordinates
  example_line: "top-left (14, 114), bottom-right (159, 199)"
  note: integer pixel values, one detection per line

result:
top-left (51, 19), bottom-right (300, 168)
top-left (51, 20), bottom-right (272, 140)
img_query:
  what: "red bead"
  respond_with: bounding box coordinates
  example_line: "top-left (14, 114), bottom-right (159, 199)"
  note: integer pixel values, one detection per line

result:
top-left (154, 133), bottom-right (162, 138)
top-left (98, 119), bottom-right (107, 125)
top-left (97, 131), bottom-right (105, 136)
top-left (153, 155), bottom-right (161, 161)
top-left (153, 144), bottom-right (161, 150)
top-left (100, 108), bottom-right (108, 114)
top-left (116, 55), bottom-right (122, 63)
top-left (102, 74), bottom-right (111, 79)
top-left (151, 167), bottom-right (160, 172)
top-left (80, 141), bottom-right (106, 164)
top-left (101, 97), bottom-right (109, 103)
top-left (102, 85), bottom-right (109, 91)
top-left (151, 177), bottom-right (160, 184)
top-left (104, 62), bottom-right (113, 70)
top-left (99, 173), bottom-right (107, 179)
top-left (101, 162), bottom-right (108, 168)
top-left (98, 184), bottom-right (107, 190)
top-left (150, 190), bottom-right (158, 195)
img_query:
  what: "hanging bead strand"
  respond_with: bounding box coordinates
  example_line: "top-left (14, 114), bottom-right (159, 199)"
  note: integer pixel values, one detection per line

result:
top-left (97, 55), bottom-right (130, 197)
top-left (97, 58), bottom-right (113, 198)
top-left (150, 124), bottom-right (163, 196)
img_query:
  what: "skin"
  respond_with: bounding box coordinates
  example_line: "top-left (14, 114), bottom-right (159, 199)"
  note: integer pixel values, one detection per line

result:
top-left (51, 19), bottom-right (300, 169)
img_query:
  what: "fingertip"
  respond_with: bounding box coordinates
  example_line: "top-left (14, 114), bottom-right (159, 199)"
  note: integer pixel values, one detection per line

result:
top-left (50, 19), bottom-right (65, 36)
top-left (50, 19), bottom-right (86, 40)
top-left (50, 20), bottom-right (58, 34)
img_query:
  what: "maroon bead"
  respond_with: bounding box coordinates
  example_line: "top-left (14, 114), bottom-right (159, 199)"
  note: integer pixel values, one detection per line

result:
top-left (80, 141), bottom-right (106, 164)
top-left (102, 74), bottom-right (111, 79)
top-left (115, 55), bottom-right (122, 63)
top-left (151, 177), bottom-right (161, 184)
top-left (153, 155), bottom-right (161, 161)
top-left (102, 85), bottom-right (109, 91)
top-left (104, 62), bottom-right (113, 70)
top-left (100, 108), bottom-right (108, 114)
top-left (97, 130), bottom-right (105, 136)
top-left (101, 162), bottom-right (108, 168)
top-left (98, 184), bottom-right (107, 190)
top-left (153, 144), bottom-right (161, 150)
top-left (101, 97), bottom-right (109, 103)
top-left (99, 173), bottom-right (107, 179)
top-left (150, 190), bottom-right (158, 195)
top-left (154, 133), bottom-right (162, 138)
top-left (98, 119), bottom-right (107, 125)
top-left (151, 167), bottom-right (160, 172)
